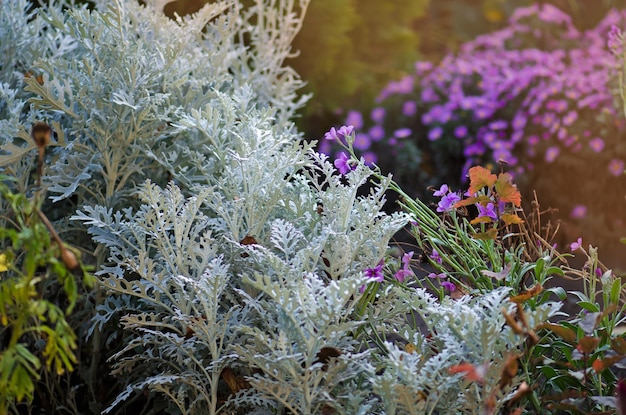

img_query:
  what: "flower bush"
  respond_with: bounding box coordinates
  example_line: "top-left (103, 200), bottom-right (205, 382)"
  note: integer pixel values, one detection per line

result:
top-left (325, 126), bottom-right (626, 414)
top-left (320, 4), bottom-right (626, 266)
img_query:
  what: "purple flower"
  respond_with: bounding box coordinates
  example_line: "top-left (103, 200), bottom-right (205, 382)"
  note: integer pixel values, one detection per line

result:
top-left (429, 249), bottom-right (443, 264)
top-left (324, 127), bottom-right (339, 141)
top-left (427, 272), bottom-right (446, 279)
top-left (609, 159), bottom-right (625, 176)
top-left (428, 127), bottom-right (443, 141)
top-left (545, 146), bottom-right (560, 163)
top-left (433, 184), bottom-right (449, 197)
top-left (454, 125), bottom-right (468, 138)
top-left (337, 125), bottom-right (355, 138)
top-left (334, 152), bottom-right (354, 175)
top-left (364, 260), bottom-right (385, 283)
top-left (369, 125), bottom-right (385, 141)
top-left (353, 133), bottom-right (371, 151)
top-left (489, 120), bottom-right (508, 130)
top-left (437, 192), bottom-right (461, 212)
top-left (394, 251), bottom-right (414, 282)
top-left (570, 237), bottom-right (583, 252)
top-left (477, 202), bottom-right (498, 221)
top-left (345, 111), bottom-right (363, 130)
top-left (562, 110), bottom-right (578, 126)
top-left (608, 25), bottom-right (623, 55)
top-left (361, 151), bottom-right (377, 166)
top-left (402, 100), bottom-right (417, 116)
top-left (570, 205), bottom-right (587, 219)
top-left (440, 281), bottom-right (456, 292)
top-left (512, 114), bottom-right (527, 130)
top-left (370, 107), bottom-right (386, 123)
top-left (394, 128), bottom-right (412, 138)
top-left (589, 137), bottom-right (604, 153)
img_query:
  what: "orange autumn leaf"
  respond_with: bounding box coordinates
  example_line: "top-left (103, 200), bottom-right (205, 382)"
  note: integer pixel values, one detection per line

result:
top-left (470, 216), bottom-right (495, 225)
top-left (468, 166), bottom-right (497, 195)
top-left (592, 359), bottom-right (604, 373)
top-left (509, 284), bottom-right (543, 303)
top-left (495, 173), bottom-right (522, 207)
top-left (448, 362), bottom-right (487, 383)
top-left (592, 355), bottom-right (626, 373)
top-left (454, 195), bottom-right (492, 208)
top-left (501, 213), bottom-right (524, 226)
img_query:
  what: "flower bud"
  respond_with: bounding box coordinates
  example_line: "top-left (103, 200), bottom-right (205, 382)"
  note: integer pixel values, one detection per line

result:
top-left (31, 122), bottom-right (52, 148)
top-left (60, 246), bottom-right (80, 273)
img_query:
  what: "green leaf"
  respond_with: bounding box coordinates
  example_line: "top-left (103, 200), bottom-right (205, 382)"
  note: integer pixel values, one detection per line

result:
top-left (610, 278), bottom-right (622, 306)
top-left (547, 286), bottom-right (567, 301)
top-left (577, 301), bottom-right (600, 313)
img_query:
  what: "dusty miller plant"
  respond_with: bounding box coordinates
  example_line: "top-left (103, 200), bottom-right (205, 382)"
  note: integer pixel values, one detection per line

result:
top-left (73, 105), bottom-right (411, 412)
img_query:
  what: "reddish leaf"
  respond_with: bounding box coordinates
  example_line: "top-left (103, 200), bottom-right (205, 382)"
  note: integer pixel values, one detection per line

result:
top-left (577, 336), bottom-right (600, 354)
top-left (612, 337), bottom-right (626, 355)
top-left (495, 173), bottom-right (522, 207)
top-left (468, 166), bottom-right (497, 195)
top-left (536, 322), bottom-right (577, 343)
top-left (501, 213), bottom-right (524, 226)
top-left (593, 355), bottom-right (626, 373)
top-left (500, 353), bottom-right (519, 387)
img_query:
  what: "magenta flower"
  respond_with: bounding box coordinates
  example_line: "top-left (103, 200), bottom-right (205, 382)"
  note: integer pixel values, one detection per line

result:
top-left (570, 237), bottom-right (583, 252)
top-left (609, 159), bottom-right (625, 176)
top-left (545, 146), bottom-right (560, 163)
top-left (570, 205), bottom-right (587, 219)
top-left (364, 260), bottom-right (385, 283)
top-left (428, 272), bottom-right (446, 279)
top-left (562, 110), bottom-right (578, 126)
top-left (440, 281), bottom-right (456, 292)
top-left (429, 249), bottom-right (442, 264)
top-left (394, 251), bottom-right (415, 282)
top-left (334, 152), bottom-right (354, 175)
top-left (608, 25), bottom-right (623, 55)
top-left (437, 192), bottom-right (461, 212)
top-left (337, 125), bottom-right (355, 138)
top-left (589, 137), bottom-right (604, 152)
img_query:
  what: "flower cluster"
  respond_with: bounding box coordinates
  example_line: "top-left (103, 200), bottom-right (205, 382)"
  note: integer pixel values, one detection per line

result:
top-left (318, 5), bottom-right (626, 209)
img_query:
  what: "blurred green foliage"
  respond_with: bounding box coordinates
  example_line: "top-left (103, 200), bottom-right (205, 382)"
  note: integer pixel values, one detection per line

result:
top-left (288, 1), bottom-right (428, 124)
top-left (418, 0), bottom-right (621, 59)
